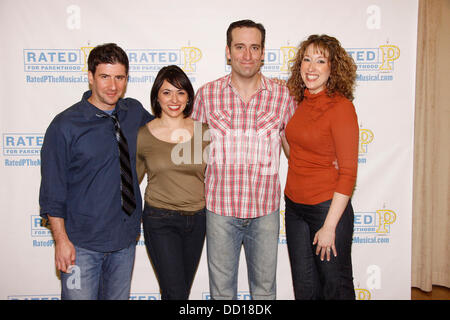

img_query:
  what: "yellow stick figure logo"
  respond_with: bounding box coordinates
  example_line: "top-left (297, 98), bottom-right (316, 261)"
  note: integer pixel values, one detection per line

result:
top-left (280, 46), bottom-right (297, 72)
top-left (359, 129), bottom-right (374, 154)
top-left (279, 209), bottom-right (286, 236)
top-left (81, 47), bottom-right (94, 72)
top-left (355, 289), bottom-right (372, 300)
top-left (181, 47), bottom-right (202, 72)
top-left (379, 45), bottom-right (400, 71)
top-left (376, 210), bottom-right (397, 233)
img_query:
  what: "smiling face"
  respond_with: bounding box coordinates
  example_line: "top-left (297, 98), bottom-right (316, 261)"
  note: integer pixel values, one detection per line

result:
top-left (300, 44), bottom-right (331, 94)
top-left (226, 27), bottom-right (264, 81)
top-left (157, 79), bottom-right (189, 119)
top-left (88, 63), bottom-right (128, 110)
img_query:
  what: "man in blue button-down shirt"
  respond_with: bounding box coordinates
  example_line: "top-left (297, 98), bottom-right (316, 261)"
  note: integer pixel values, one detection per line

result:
top-left (39, 43), bottom-right (153, 300)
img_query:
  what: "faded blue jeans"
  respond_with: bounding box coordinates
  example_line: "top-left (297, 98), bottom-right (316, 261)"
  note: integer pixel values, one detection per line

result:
top-left (60, 243), bottom-right (136, 300)
top-left (206, 209), bottom-right (279, 300)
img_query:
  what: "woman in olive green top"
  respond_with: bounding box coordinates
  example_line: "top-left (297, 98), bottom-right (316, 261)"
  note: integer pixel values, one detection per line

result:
top-left (136, 65), bottom-right (209, 300)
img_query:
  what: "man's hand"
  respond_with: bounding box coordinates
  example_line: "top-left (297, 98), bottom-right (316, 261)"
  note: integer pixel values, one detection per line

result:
top-left (47, 215), bottom-right (76, 273)
top-left (55, 238), bottom-right (76, 273)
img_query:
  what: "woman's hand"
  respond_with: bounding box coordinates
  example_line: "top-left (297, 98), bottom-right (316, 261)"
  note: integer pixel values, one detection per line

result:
top-left (312, 192), bottom-right (351, 262)
top-left (47, 215), bottom-right (76, 273)
top-left (313, 225), bottom-right (337, 262)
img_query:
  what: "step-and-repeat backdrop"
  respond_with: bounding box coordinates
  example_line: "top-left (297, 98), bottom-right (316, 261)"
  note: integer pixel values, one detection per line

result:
top-left (0, 0), bottom-right (417, 300)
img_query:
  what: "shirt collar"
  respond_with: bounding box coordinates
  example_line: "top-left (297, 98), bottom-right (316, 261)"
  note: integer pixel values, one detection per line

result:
top-left (81, 90), bottom-right (128, 119)
top-left (260, 74), bottom-right (272, 92)
top-left (221, 73), bottom-right (272, 92)
top-left (220, 74), bottom-right (233, 91)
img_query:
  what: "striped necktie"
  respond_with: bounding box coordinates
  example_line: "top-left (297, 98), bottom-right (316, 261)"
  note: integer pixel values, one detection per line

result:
top-left (100, 113), bottom-right (136, 216)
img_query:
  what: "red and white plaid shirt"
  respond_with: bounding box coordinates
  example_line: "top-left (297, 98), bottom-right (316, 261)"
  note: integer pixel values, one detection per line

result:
top-left (192, 74), bottom-right (297, 218)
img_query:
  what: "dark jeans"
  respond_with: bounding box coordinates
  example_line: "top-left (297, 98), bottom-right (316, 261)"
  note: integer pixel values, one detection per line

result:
top-left (142, 204), bottom-right (206, 300)
top-left (285, 195), bottom-right (355, 300)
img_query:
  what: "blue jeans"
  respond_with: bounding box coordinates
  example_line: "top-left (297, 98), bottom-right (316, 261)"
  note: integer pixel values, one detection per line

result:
top-left (285, 195), bottom-right (355, 300)
top-left (206, 209), bottom-right (279, 300)
top-left (142, 204), bottom-right (206, 300)
top-left (60, 243), bottom-right (136, 300)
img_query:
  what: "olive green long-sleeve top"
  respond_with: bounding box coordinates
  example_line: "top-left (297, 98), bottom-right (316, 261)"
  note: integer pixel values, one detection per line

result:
top-left (136, 121), bottom-right (210, 212)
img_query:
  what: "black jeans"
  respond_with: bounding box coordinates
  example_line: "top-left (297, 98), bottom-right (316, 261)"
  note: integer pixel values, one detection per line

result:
top-left (142, 204), bottom-right (206, 300)
top-left (285, 195), bottom-right (355, 300)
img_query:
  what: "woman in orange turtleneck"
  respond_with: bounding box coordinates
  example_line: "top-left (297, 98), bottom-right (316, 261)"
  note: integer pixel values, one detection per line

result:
top-left (282, 34), bottom-right (358, 300)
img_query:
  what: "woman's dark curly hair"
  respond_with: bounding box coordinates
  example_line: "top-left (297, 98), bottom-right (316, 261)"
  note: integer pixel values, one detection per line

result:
top-left (287, 34), bottom-right (357, 103)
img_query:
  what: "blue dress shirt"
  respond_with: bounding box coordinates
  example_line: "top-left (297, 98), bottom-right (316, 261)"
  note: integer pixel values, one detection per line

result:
top-left (39, 91), bottom-right (154, 252)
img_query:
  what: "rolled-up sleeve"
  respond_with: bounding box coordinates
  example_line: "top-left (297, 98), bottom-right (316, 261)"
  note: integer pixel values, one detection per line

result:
top-left (330, 100), bottom-right (359, 196)
top-left (39, 118), bottom-right (69, 220)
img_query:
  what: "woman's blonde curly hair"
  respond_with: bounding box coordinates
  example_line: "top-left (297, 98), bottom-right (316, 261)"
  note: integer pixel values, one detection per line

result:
top-left (287, 34), bottom-right (357, 103)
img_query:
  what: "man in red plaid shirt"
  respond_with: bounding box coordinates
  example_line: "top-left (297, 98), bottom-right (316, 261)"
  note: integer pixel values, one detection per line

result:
top-left (191, 20), bottom-right (297, 300)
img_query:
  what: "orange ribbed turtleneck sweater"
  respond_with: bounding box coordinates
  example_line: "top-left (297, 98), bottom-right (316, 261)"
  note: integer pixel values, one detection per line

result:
top-left (284, 89), bottom-right (359, 205)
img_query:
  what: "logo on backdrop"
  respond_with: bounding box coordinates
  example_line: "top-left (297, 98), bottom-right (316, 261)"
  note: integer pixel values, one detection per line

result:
top-left (358, 127), bottom-right (374, 164)
top-left (8, 292), bottom-right (161, 300)
top-left (353, 209), bottom-right (397, 244)
top-left (202, 291), bottom-right (251, 300)
top-left (138, 223), bottom-right (145, 247)
top-left (225, 46), bottom-right (297, 79)
top-left (347, 44), bottom-right (400, 82)
top-left (129, 293), bottom-right (161, 300)
top-left (31, 215), bottom-right (148, 248)
top-left (2, 133), bottom-right (43, 168)
top-left (279, 209), bottom-right (287, 245)
top-left (30, 215), bottom-right (54, 247)
top-left (355, 288), bottom-right (372, 300)
top-left (23, 46), bottom-right (202, 84)
top-left (8, 294), bottom-right (60, 300)
top-left (226, 44), bottom-right (400, 82)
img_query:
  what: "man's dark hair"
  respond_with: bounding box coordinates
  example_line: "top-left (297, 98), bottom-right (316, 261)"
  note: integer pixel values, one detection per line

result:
top-left (226, 19), bottom-right (266, 49)
top-left (87, 43), bottom-right (129, 75)
top-left (150, 65), bottom-right (195, 118)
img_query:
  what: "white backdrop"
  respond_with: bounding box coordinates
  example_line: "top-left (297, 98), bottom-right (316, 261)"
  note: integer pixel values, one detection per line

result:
top-left (0, 0), bottom-right (417, 300)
